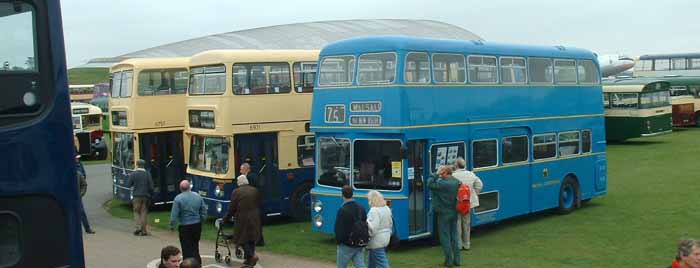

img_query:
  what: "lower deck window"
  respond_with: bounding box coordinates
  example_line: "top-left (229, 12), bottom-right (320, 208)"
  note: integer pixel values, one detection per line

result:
top-left (473, 139), bottom-right (497, 168)
top-left (297, 135), bottom-right (315, 167)
top-left (533, 134), bottom-right (556, 160)
top-left (558, 132), bottom-right (580, 156)
top-left (317, 137), bottom-right (351, 187)
top-left (353, 140), bottom-right (402, 190)
top-left (189, 135), bottom-right (229, 174)
top-left (112, 132), bottom-right (134, 169)
top-left (474, 191), bottom-right (499, 213)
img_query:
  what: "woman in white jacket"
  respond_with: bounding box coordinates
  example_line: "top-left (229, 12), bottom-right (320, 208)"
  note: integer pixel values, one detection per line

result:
top-left (366, 190), bottom-right (393, 268)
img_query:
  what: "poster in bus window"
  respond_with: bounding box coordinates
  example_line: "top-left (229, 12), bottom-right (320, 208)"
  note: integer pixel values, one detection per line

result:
top-left (435, 147), bottom-right (447, 171)
top-left (447, 146), bottom-right (458, 165)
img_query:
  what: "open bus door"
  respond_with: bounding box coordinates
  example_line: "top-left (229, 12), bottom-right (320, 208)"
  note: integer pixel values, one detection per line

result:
top-left (407, 140), bottom-right (429, 238)
top-left (139, 131), bottom-right (184, 204)
top-left (234, 133), bottom-right (280, 215)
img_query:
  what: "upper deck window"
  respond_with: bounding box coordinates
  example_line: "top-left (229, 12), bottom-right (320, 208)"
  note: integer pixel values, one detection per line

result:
top-left (500, 57), bottom-right (527, 84)
top-left (353, 140), bottom-right (402, 191)
top-left (577, 60), bottom-right (600, 84)
top-left (138, 69), bottom-right (188, 96)
top-left (404, 52), bottom-right (430, 84)
top-left (319, 56), bottom-right (355, 87)
top-left (468, 55), bottom-right (498, 83)
top-left (357, 53), bottom-right (396, 85)
top-left (654, 59), bottom-right (670, 71)
top-left (317, 137), bottom-right (351, 187)
top-left (554, 59), bottom-right (577, 84)
top-left (233, 63), bottom-right (291, 95)
top-left (636, 60), bottom-right (653, 71)
top-left (189, 65), bottom-right (225, 95)
top-left (432, 53), bottom-right (466, 84)
top-left (528, 58), bottom-right (553, 83)
top-left (293, 62), bottom-right (317, 93)
top-left (111, 72), bottom-right (122, 97)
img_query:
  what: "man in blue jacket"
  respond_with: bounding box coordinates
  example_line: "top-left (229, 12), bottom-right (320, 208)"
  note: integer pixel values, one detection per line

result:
top-left (170, 180), bottom-right (206, 265)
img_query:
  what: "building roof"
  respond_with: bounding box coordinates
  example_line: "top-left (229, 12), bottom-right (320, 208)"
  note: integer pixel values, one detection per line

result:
top-left (76, 19), bottom-right (482, 68)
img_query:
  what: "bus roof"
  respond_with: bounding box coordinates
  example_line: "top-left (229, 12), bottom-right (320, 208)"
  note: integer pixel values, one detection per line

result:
top-left (110, 57), bottom-right (190, 73)
top-left (319, 35), bottom-right (597, 60)
top-left (189, 49), bottom-right (320, 66)
top-left (603, 78), bottom-right (670, 93)
top-left (639, 53), bottom-right (700, 60)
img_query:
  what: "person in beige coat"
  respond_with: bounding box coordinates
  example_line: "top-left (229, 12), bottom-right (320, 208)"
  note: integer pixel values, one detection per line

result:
top-left (452, 157), bottom-right (483, 250)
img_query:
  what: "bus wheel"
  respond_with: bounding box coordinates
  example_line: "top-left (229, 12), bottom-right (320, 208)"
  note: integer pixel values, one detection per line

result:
top-left (557, 176), bottom-right (579, 214)
top-left (290, 182), bottom-right (313, 221)
top-left (695, 111), bottom-right (700, 126)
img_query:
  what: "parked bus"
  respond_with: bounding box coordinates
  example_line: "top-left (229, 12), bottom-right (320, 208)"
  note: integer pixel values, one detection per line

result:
top-left (71, 102), bottom-right (108, 159)
top-left (309, 36), bottom-right (608, 240)
top-left (635, 53), bottom-right (700, 77)
top-left (662, 76), bottom-right (700, 126)
top-left (186, 50), bottom-right (318, 219)
top-left (110, 58), bottom-right (189, 205)
top-left (0, 0), bottom-right (85, 266)
top-left (602, 78), bottom-right (672, 141)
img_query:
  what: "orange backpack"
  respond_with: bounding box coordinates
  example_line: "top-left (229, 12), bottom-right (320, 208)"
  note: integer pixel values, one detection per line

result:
top-left (456, 184), bottom-right (471, 215)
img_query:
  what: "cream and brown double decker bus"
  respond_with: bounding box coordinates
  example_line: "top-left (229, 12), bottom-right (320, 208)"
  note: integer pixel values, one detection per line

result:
top-left (110, 58), bottom-right (189, 204)
top-left (185, 50), bottom-right (318, 220)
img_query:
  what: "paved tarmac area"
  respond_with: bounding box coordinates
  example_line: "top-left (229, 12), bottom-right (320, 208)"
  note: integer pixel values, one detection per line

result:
top-left (81, 164), bottom-right (334, 268)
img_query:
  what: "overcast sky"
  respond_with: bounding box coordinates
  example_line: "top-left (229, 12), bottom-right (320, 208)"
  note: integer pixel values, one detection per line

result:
top-left (60, 0), bottom-right (700, 68)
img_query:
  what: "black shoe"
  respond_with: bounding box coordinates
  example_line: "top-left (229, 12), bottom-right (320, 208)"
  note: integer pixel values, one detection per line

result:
top-left (139, 232), bottom-right (150, 236)
top-left (85, 229), bottom-right (96, 234)
top-left (133, 230), bottom-right (142, 236)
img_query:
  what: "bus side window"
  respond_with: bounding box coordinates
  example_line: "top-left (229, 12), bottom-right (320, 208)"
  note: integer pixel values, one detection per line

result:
top-left (533, 134), bottom-right (556, 160)
top-left (582, 130), bottom-right (592, 153)
top-left (432, 53), bottom-right (466, 84)
top-left (528, 58), bottom-right (553, 83)
top-left (472, 139), bottom-right (497, 169)
top-left (558, 131), bottom-right (580, 156)
top-left (404, 52), bottom-right (430, 84)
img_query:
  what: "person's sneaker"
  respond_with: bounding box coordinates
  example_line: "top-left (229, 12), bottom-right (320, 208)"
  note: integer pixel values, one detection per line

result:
top-left (85, 229), bottom-right (96, 234)
top-left (133, 230), bottom-right (142, 236)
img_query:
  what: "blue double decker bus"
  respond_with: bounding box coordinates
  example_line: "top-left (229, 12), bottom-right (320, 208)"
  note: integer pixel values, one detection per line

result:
top-left (1, 0), bottom-right (85, 267)
top-left (309, 36), bottom-right (608, 240)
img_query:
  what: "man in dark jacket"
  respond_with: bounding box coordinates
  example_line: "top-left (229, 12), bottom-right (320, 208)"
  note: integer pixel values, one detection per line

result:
top-left (334, 185), bottom-right (367, 268)
top-left (76, 154), bottom-right (95, 234)
top-left (240, 162), bottom-right (265, 246)
top-left (126, 159), bottom-right (154, 236)
top-left (429, 165), bottom-right (462, 268)
top-left (223, 175), bottom-right (261, 267)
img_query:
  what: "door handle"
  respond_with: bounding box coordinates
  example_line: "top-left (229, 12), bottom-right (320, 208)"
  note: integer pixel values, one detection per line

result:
top-left (542, 168), bottom-right (549, 178)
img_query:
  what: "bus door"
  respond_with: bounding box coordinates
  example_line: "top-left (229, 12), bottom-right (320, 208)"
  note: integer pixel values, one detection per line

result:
top-left (234, 133), bottom-right (280, 215)
top-left (493, 127), bottom-right (531, 218)
top-left (407, 140), bottom-right (428, 236)
top-left (140, 131), bottom-right (184, 203)
top-left (427, 141), bottom-right (466, 234)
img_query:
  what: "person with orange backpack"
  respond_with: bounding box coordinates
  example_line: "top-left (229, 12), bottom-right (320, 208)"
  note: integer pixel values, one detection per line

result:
top-left (429, 165), bottom-right (461, 268)
top-left (452, 158), bottom-right (483, 250)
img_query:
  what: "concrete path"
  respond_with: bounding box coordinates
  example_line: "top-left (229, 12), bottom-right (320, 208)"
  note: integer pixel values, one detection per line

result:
top-left (81, 163), bottom-right (334, 268)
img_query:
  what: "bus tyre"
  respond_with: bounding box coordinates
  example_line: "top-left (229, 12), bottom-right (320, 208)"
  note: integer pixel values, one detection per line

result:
top-left (695, 111), bottom-right (700, 126)
top-left (290, 182), bottom-right (313, 221)
top-left (557, 176), bottom-right (579, 214)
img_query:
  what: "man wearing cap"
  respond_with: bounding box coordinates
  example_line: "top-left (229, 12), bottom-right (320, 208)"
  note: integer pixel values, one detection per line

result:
top-left (223, 175), bottom-right (261, 267)
top-left (170, 180), bottom-right (206, 265)
top-left (76, 154), bottom-right (95, 234)
top-left (126, 159), bottom-right (154, 236)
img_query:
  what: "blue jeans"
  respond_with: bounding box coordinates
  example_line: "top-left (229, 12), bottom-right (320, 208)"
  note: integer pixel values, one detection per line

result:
top-left (368, 247), bottom-right (389, 268)
top-left (337, 244), bottom-right (366, 268)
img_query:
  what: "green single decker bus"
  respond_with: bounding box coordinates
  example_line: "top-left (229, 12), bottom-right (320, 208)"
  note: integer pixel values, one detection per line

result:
top-left (602, 78), bottom-right (672, 141)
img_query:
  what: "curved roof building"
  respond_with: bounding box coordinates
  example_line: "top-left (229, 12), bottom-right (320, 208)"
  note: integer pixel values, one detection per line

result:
top-left (79, 19), bottom-right (482, 68)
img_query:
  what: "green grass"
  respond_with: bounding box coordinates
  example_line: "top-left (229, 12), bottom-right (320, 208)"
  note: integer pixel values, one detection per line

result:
top-left (108, 128), bottom-right (700, 267)
top-left (68, 67), bottom-right (110, 85)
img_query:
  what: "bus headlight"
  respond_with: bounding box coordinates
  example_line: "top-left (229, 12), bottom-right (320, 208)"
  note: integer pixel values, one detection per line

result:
top-left (113, 186), bottom-right (117, 195)
top-left (216, 202), bottom-right (223, 213)
top-left (130, 192), bottom-right (133, 200)
top-left (113, 175), bottom-right (117, 184)
top-left (314, 215), bottom-right (323, 228)
top-left (313, 201), bottom-right (323, 213)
